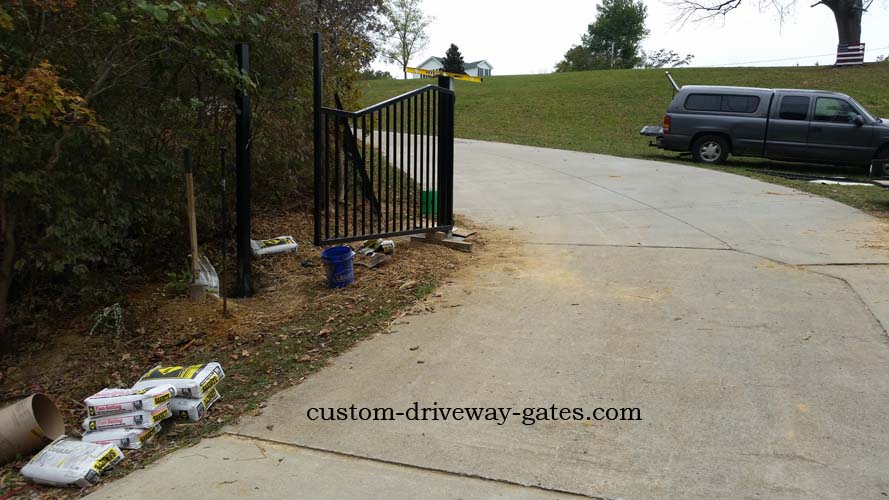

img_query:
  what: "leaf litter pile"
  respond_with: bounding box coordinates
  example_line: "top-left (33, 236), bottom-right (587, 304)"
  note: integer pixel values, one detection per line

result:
top-left (0, 208), bottom-right (482, 498)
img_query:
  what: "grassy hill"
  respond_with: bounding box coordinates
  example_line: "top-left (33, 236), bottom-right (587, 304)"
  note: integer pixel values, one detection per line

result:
top-left (361, 64), bottom-right (889, 215)
top-left (362, 64), bottom-right (889, 159)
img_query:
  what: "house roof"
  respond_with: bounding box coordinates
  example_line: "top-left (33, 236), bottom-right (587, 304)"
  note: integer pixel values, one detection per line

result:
top-left (416, 56), bottom-right (444, 68)
top-left (464, 60), bottom-right (492, 70)
top-left (415, 57), bottom-right (493, 70)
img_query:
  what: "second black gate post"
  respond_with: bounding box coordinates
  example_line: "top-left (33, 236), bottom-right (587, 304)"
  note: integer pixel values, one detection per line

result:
top-left (437, 76), bottom-right (455, 228)
top-left (234, 43), bottom-right (254, 297)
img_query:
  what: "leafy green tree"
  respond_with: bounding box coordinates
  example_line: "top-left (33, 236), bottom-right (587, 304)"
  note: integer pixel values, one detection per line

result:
top-left (556, 0), bottom-right (648, 71)
top-left (555, 45), bottom-right (606, 72)
top-left (0, 0), bottom-right (385, 342)
top-left (384, 0), bottom-right (433, 79)
top-left (442, 44), bottom-right (465, 73)
top-left (360, 69), bottom-right (394, 80)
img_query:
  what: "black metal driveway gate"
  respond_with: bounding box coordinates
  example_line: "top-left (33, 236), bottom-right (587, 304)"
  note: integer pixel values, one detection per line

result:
top-left (313, 33), bottom-right (456, 246)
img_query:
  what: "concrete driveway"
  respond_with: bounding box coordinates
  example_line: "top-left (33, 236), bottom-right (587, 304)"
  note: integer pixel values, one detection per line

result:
top-left (88, 140), bottom-right (889, 499)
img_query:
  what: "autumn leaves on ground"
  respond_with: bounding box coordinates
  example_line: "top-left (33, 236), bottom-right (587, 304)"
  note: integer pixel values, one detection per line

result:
top-left (0, 211), bottom-right (483, 498)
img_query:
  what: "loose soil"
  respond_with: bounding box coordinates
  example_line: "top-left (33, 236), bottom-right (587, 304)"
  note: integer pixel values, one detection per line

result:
top-left (0, 209), bottom-right (488, 499)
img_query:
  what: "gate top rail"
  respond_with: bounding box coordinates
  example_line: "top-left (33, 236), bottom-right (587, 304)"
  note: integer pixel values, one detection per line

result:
top-left (322, 84), bottom-right (453, 119)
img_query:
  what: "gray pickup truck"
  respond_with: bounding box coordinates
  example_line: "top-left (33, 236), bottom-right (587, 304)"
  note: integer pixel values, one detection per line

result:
top-left (642, 83), bottom-right (889, 171)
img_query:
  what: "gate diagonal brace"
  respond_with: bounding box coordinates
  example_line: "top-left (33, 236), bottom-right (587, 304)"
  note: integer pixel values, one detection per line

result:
top-left (335, 94), bottom-right (382, 216)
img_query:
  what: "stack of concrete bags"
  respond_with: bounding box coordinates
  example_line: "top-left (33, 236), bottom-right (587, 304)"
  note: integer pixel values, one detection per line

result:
top-left (81, 385), bottom-right (174, 450)
top-left (132, 362), bottom-right (225, 422)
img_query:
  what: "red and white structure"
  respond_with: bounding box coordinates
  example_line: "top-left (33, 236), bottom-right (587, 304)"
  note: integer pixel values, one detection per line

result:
top-left (836, 43), bottom-right (866, 66)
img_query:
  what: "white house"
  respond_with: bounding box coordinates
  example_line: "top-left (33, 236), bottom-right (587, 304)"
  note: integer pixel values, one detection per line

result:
top-left (412, 56), bottom-right (493, 78)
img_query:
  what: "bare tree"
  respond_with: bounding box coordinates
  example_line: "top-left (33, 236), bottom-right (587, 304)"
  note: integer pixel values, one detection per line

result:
top-left (384, 0), bottom-right (433, 79)
top-left (673, 0), bottom-right (874, 46)
top-left (639, 49), bottom-right (695, 68)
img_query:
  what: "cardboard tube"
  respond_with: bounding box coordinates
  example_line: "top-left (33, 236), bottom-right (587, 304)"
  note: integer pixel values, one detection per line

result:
top-left (0, 394), bottom-right (65, 465)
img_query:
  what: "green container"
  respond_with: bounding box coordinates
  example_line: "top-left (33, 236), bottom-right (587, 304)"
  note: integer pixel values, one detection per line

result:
top-left (421, 190), bottom-right (438, 216)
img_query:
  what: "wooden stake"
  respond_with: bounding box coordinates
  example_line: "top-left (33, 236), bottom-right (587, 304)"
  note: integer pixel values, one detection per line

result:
top-left (184, 149), bottom-right (204, 300)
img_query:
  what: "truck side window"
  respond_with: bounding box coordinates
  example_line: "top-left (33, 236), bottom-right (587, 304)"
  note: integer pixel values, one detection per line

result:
top-left (722, 96), bottom-right (759, 113)
top-left (814, 98), bottom-right (857, 123)
top-left (685, 94), bottom-right (721, 111)
top-left (779, 96), bottom-right (810, 121)
top-left (685, 94), bottom-right (759, 113)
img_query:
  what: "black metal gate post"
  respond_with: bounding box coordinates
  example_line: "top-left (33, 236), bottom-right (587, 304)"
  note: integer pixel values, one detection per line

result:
top-left (313, 33), bottom-right (323, 246)
top-left (437, 76), bottom-right (455, 227)
top-left (234, 43), bottom-right (253, 297)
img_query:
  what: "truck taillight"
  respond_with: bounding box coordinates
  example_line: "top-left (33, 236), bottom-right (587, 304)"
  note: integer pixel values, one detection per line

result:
top-left (663, 115), bottom-right (671, 135)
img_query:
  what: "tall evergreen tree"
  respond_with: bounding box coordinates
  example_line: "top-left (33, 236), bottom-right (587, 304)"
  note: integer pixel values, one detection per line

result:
top-left (442, 44), bottom-right (466, 74)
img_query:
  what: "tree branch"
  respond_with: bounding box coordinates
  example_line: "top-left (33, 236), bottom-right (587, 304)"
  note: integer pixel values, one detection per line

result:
top-left (672, 0), bottom-right (798, 27)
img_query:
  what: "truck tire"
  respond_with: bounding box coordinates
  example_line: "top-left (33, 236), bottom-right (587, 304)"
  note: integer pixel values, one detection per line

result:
top-left (692, 135), bottom-right (729, 165)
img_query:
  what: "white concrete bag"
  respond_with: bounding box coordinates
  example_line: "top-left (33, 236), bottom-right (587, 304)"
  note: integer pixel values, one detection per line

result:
top-left (250, 235), bottom-right (298, 257)
top-left (169, 388), bottom-right (221, 422)
top-left (21, 436), bottom-right (123, 487)
top-left (82, 405), bottom-right (170, 432)
top-left (81, 424), bottom-right (161, 450)
top-left (84, 385), bottom-right (175, 417)
top-left (131, 362), bottom-right (224, 399)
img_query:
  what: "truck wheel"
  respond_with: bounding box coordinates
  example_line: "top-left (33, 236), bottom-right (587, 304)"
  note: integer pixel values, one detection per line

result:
top-left (692, 136), bottom-right (729, 165)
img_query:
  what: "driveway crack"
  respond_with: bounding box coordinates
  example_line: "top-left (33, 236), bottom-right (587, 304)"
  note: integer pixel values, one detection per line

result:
top-left (223, 432), bottom-right (609, 500)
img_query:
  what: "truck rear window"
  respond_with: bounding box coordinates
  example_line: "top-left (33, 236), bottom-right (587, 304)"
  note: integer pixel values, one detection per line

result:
top-left (684, 94), bottom-right (760, 113)
top-left (778, 96), bottom-right (810, 120)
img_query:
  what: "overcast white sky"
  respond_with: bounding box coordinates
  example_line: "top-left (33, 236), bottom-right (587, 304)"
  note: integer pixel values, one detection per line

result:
top-left (371, 0), bottom-right (889, 75)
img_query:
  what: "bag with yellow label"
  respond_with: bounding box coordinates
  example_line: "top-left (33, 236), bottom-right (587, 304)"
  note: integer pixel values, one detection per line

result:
top-left (169, 388), bottom-right (221, 422)
top-left (81, 424), bottom-right (161, 450)
top-left (20, 436), bottom-right (123, 487)
top-left (131, 362), bottom-right (224, 399)
top-left (251, 235), bottom-right (298, 257)
top-left (82, 405), bottom-right (170, 432)
top-left (84, 385), bottom-right (175, 417)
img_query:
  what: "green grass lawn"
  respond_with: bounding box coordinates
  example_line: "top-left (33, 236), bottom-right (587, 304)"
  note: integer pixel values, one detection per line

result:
top-left (361, 64), bottom-right (889, 217)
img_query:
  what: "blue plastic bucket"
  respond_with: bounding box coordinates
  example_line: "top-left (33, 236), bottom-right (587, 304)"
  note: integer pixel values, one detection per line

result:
top-left (321, 246), bottom-right (355, 288)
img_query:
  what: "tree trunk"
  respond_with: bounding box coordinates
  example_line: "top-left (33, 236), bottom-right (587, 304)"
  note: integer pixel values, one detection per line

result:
top-left (0, 198), bottom-right (16, 339)
top-left (828, 0), bottom-right (863, 45)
